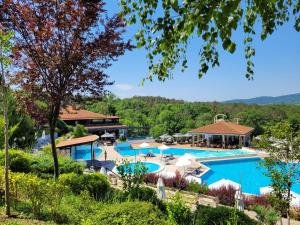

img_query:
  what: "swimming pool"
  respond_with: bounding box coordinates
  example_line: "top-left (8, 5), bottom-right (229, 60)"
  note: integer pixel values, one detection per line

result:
top-left (201, 158), bottom-right (300, 195)
top-left (71, 144), bottom-right (102, 160)
top-left (115, 162), bottom-right (161, 174)
top-left (115, 143), bottom-right (254, 158)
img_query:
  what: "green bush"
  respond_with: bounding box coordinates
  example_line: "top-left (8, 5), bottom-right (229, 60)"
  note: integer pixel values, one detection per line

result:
top-left (0, 169), bottom-right (68, 219)
top-left (0, 149), bottom-right (33, 173)
top-left (186, 181), bottom-right (208, 194)
top-left (250, 205), bottom-right (280, 225)
top-left (192, 205), bottom-right (257, 225)
top-left (0, 149), bottom-right (83, 176)
top-left (31, 151), bottom-right (83, 176)
top-left (112, 187), bottom-right (166, 211)
top-left (57, 191), bottom-right (99, 224)
top-left (166, 192), bottom-right (191, 225)
top-left (59, 172), bottom-right (110, 200)
top-left (85, 201), bottom-right (171, 225)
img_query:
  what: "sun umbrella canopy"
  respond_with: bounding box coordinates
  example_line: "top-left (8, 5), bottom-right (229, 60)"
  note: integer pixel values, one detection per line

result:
top-left (101, 132), bottom-right (115, 138)
top-left (100, 167), bottom-right (107, 175)
top-left (139, 142), bottom-right (150, 148)
top-left (176, 159), bottom-right (192, 167)
top-left (158, 145), bottom-right (170, 150)
top-left (260, 186), bottom-right (300, 207)
top-left (180, 153), bottom-right (194, 160)
top-left (175, 153), bottom-right (195, 167)
top-left (159, 134), bottom-right (173, 139)
top-left (173, 133), bottom-right (184, 138)
top-left (159, 171), bottom-right (176, 178)
top-left (291, 192), bottom-right (300, 207)
top-left (185, 175), bottom-right (201, 184)
top-left (260, 186), bottom-right (273, 195)
top-left (209, 179), bottom-right (241, 190)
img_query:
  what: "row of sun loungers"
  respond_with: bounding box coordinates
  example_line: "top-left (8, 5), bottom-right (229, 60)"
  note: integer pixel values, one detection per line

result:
top-left (185, 167), bottom-right (203, 178)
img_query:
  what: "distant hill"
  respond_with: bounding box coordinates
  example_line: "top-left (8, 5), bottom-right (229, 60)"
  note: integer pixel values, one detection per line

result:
top-left (223, 93), bottom-right (300, 105)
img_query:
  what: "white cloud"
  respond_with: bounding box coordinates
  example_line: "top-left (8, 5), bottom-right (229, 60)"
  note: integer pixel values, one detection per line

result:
top-left (114, 83), bottom-right (134, 91)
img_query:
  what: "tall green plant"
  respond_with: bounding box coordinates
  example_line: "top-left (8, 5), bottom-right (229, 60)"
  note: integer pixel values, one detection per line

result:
top-left (117, 160), bottom-right (147, 192)
top-left (0, 28), bottom-right (14, 216)
top-left (251, 205), bottom-right (280, 225)
top-left (166, 192), bottom-right (191, 225)
top-left (257, 121), bottom-right (300, 225)
top-left (71, 124), bottom-right (88, 138)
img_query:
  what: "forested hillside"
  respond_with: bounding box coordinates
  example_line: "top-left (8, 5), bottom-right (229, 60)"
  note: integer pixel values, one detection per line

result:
top-left (224, 93), bottom-right (300, 105)
top-left (85, 96), bottom-right (300, 137)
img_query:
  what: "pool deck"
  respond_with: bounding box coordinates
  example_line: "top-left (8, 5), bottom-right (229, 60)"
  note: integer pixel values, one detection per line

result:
top-left (131, 142), bottom-right (227, 151)
top-left (96, 144), bottom-right (268, 179)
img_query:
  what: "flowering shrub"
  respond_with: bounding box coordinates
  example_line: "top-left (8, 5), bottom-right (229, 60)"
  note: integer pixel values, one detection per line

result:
top-left (144, 170), bottom-right (188, 189)
top-left (144, 172), bottom-right (159, 184)
top-left (206, 185), bottom-right (236, 206)
top-left (243, 194), bottom-right (271, 209)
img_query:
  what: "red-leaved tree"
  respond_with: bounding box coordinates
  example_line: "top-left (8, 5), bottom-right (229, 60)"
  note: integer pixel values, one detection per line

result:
top-left (1, 0), bottom-right (132, 178)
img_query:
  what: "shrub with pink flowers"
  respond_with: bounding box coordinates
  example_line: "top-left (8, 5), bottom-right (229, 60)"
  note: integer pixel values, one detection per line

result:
top-left (243, 194), bottom-right (271, 209)
top-left (144, 170), bottom-right (188, 189)
top-left (206, 185), bottom-right (236, 206)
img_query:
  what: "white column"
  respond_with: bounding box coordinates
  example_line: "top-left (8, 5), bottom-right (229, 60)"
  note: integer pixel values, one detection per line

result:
top-left (222, 135), bottom-right (225, 148)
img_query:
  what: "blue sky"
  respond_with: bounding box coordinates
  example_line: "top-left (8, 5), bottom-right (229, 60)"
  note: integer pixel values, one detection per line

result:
top-left (105, 1), bottom-right (300, 102)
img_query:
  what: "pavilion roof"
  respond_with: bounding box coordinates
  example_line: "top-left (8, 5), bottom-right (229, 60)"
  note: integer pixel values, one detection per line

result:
top-left (59, 106), bottom-right (118, 121)
top-left (190, 121), bottom-right (254, 135)
top-left (57, 135), bottom-right (99, 148)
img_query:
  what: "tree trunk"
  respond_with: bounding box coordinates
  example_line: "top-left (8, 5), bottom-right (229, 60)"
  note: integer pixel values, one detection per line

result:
top-left (287, 183), bottom-right (291, 225)
top-left (4, 84), bottom-right (10, 216)
top-left (49, 123), bottom-right (59, 179)
top-left (49, 105), bottom-right (60, 179)
top-left (0, 35), bottom-right (10, 216)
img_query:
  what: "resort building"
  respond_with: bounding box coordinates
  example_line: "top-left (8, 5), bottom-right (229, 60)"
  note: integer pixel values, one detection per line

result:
top-left (59, 106), bottom-right (128, 138)
top-left (190, 119), bottom-right (254, 148)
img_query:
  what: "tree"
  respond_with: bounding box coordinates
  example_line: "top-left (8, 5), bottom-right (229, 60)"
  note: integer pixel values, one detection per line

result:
top-left (117, 160), bottom-right (146, 192)
top-left (120, 0), bottom-right (300, 81)
top-left (71, 124), bottom-right (88, 138)
top-left (257, 121), bottom-right (300, 225)
top-left (2, 0), bottom-right (132, 178)
top-left (0, 28), bottom-right (14, 216)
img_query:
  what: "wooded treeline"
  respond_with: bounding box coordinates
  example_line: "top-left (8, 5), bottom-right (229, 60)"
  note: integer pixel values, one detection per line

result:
top-left (85, 96), bottom-right (300, 138)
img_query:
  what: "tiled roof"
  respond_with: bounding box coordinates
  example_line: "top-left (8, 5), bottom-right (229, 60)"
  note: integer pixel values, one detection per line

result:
top-left (57, 135), bottom-right (99, 148)
top-left (59, 106), bottom-right (118, 120)
top-left (191, 121), bottom-right (254, 135)
top-left (85, 125), bottom-right (129, 130)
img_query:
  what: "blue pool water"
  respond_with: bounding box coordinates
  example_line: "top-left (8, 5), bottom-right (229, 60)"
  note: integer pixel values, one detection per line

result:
top-left (116, 162), bottom-right (161, 174)
top-left (115, 143), bottom-right (253, 158)
top-left (71, 145), bottom-right (102, 160)
top-left (201, 158), bottom-right (300, 195)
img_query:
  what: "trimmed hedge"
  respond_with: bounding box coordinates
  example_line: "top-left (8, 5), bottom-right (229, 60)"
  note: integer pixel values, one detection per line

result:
top-left (85, 201), bottom-right (171, 225)
top-left (192, 205), bottom-right (257, 225)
